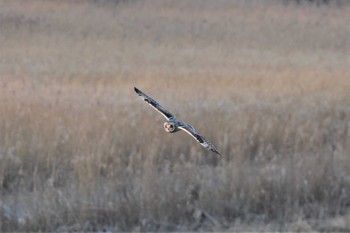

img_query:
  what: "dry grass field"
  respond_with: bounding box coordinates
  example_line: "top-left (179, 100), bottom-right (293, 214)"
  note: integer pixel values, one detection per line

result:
top-left (0, 0), bottom-right (350, 231)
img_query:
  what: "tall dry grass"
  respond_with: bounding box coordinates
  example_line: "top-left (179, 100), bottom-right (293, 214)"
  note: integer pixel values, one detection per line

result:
top-left (0, 0), bottom-right (350, 231)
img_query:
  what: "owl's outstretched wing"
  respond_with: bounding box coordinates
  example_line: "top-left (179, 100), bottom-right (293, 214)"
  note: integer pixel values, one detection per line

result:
top-left (178, 122), bottom-right (220, 156)
top-left (134, 87), bottom-right (174, 120)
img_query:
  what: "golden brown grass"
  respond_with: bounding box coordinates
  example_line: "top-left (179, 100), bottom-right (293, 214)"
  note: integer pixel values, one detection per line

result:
top-left (0, 0), bottom-right (350, 231)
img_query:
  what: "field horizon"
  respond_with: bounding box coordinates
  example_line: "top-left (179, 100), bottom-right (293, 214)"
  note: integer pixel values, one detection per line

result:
top-left (1, 0), bottom-right (350, 231)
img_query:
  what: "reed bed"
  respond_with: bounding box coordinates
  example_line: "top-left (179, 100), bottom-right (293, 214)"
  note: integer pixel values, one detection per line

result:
top-left (0, 0), bottom-right (349, 231)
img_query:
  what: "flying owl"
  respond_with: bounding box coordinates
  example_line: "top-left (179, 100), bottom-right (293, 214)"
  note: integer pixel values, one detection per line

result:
top-left (134, 87), bottom-right (220, 156)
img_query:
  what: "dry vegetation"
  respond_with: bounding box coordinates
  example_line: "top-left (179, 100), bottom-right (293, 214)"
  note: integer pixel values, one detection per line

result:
top-left (0, 0), bottom-right (350, 231)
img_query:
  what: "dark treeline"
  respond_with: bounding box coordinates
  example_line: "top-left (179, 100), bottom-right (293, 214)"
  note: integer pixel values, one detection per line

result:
top-left (283, 0), bottom-right (348, 6)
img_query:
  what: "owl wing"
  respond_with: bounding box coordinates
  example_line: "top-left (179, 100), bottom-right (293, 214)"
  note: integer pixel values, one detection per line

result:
top-left (178, 122), bottom-right (220, 156)
top-left (134, 87), bottom-right (174, 120)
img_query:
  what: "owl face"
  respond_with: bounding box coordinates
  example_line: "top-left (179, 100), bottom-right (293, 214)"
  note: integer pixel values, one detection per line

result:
top-left (164, 122), bottom-right (176, 133)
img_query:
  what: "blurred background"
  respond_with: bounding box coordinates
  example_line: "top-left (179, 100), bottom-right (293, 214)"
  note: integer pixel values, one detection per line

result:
top-left (0, 0), bottom-right (349, 231)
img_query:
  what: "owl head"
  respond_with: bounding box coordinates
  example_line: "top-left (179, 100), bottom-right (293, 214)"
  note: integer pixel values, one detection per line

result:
top-left (164, 122), bottom-right (176, 133)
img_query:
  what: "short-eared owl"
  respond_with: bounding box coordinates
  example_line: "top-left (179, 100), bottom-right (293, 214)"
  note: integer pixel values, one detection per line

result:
top-left (134, 87), bottom-right (220, 156)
